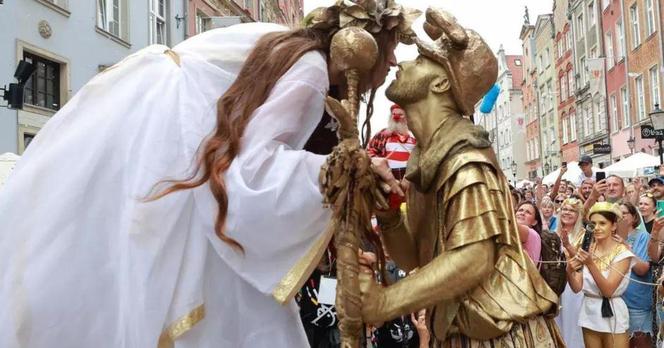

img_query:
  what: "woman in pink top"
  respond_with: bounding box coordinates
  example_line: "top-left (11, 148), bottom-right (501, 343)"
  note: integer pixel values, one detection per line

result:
top-left (515, 201), bottom-right (543, 265)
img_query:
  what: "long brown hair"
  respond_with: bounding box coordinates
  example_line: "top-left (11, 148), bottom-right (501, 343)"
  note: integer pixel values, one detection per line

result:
top-left (148, 28), bottom-right (332, 251)
top-left (149, 27), bottom-right (396, 252)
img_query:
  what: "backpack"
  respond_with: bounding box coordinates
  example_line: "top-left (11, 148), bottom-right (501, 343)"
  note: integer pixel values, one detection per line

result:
top-left (538, 230), bottom-right (567, 296)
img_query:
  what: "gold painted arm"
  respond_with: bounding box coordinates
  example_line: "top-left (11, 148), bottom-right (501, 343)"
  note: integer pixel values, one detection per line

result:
top-left (363, 239), bottom-right (495, 323)
top-left (377, 211), bottom-right (419, 272)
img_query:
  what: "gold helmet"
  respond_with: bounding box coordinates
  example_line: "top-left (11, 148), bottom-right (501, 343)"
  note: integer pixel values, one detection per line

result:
top-left (415, 8), bottom-right (498, 118)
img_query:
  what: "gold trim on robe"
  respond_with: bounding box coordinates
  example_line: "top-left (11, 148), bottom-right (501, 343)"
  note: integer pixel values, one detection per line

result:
top-left (157, 304), bottom-right (206, 348)
top-left (272, 222), bottom-right (336, 304)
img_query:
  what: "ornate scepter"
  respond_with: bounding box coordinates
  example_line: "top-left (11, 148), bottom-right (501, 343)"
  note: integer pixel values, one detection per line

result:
top-left (319, 27), bottom-right (385, 347)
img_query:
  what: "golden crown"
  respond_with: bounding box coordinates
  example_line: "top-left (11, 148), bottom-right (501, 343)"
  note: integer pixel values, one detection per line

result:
top-left (588, 202), bottom-right (623, 219)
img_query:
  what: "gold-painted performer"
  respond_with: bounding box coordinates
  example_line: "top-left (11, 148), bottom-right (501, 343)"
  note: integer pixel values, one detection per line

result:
top-left (360, 8), bottom-right (566, 347)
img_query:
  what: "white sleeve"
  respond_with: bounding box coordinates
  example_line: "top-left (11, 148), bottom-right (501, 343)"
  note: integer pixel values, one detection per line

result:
top-left (193, 51), bottom-right (333, 295)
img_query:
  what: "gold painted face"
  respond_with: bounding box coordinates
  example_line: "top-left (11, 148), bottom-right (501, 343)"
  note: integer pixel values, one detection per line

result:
top-left (385, 56), bottom-right (445, 106)
top-left (590, 213), bottom-right (616, 240)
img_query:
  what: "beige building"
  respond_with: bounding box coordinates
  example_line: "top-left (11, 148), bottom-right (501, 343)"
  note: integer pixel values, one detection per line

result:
top-left (534, 13), bottom-right (562, 174)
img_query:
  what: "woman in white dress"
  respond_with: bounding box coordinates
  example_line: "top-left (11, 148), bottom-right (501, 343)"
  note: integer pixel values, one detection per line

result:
top-left (554, 197), bottom-right (586, 347)
top-left (567, 202), bottom-right (635, 348)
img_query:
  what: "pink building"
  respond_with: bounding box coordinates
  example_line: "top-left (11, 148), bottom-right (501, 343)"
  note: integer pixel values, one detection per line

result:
top-left (604, 0), bottom-right (631, 160)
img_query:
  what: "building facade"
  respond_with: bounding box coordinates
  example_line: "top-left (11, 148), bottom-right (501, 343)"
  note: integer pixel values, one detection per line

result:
top-left (622, 0), bottom-right (663, 156)
top-left (603, 0), bottom-right (632, 160)
top-left (475, 47), bottom-right (526, 182)
top-left (535, 14), bottom-right (563, 174)
top-left (521, 16), bottom-right (542, 179)
top-left (0, 0), bottom-right (187, 155)
top-left (570, 0), bottom-right (612, 168)
top-left (554, 0), bottom-right (581, 164)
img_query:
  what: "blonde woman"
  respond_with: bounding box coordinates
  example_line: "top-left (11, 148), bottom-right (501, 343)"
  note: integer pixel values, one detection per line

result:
top-left (568, 202), bottom-right (635, 348)
top-left (554, 197), bottom-right (586, 348)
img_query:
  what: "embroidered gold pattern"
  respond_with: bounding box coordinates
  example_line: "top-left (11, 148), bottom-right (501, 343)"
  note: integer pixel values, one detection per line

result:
top-left (157, 304), bottom-right (205, 348)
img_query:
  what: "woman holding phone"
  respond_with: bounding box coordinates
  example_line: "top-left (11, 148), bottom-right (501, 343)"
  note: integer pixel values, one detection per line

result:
top-left (554, 197), bottom-right (586, 347)
top-left (567, 202), bottom-right (635, 348)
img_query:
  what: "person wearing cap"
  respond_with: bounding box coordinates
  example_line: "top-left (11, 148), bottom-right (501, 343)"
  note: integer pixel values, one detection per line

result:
top-left (574, 155), bottom-right (597, 187)
top-left (361, 8), bottom-right (563, 346)
top-left (649, 176), bottom-right (664, 200)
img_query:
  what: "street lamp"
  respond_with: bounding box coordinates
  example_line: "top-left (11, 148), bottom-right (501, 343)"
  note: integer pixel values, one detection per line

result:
top-left (627, 136), bottom-right (635, 154)
top-left (649, 104), bottom-right (664, 164)
top-left (511, 160), bottom-right (517, 181)
top-left (544, 162), bottom-right (550, 174)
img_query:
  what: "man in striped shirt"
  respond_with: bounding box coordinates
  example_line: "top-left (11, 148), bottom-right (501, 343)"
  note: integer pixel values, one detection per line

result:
top-left (366, 104), bottom-right (416, 181)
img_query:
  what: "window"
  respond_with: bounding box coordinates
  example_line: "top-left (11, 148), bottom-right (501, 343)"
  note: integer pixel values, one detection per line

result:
top-left (195, 11), bottom-right (211, 34)
top-left (588, 1), bottom-right (596, 27)
top-left (630, 4), bottom-right (641, 48)
top-left (616, 21), bottom-right (625, 59)
top-left (570, 111), bottom-right (577, 141)
top-left (576, 14), bottom-right (585, 40)
top-left (244, 0), bottom-right (254, 11)
top-left (605, 31), bottom-right (614, 68)
top-left (636, 75), bottom-right (646, 120)
top-left (560, 76), bottom-right (567, 102)
top-left (97, 0), bottom-right (121, 37)
top-left (584, 107), bottom-right (593, 136)
top-left (537, 55), bottom-right (542, 72)
top-left (593, 99), bottom-right (602, 134)
top-left (646, 0), bottom-right (656, 35)
top-left (610, 94), bottom-right (618, 132)
top-left (567, 69), bottom-right (575, 95)
top-left (580, 56), bottom-right (586, 85)
top-left (550, 126), bottom-right (556, 144)
top-left (149, 0), bottom-right (167, 45)
top-left (566, 30), bottom-right (573, 50)
top-left (545, 48), bottom-right (550, 67)
top-left (23, 133), bottom-right (35, 149)
top-left (562, 116), bottom-right (569, 144)
top-left (23, 52), bottom-right (60, 111)
top-left (621, 86), bottom-right (630, 127)
top-left (650, 65), bottom-right (660, 107)
top-left (547, 80), bottom-right (554, 110)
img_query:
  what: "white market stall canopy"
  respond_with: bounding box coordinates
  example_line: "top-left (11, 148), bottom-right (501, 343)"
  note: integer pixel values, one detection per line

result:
top-left (542, 161), bottom-right (601, 186)
top-left (603, 152), bottom-right (660, 178)
top-left (516, 180), bottom-right (533, 189)
top-left (0, 152), bottom-right (20, 188)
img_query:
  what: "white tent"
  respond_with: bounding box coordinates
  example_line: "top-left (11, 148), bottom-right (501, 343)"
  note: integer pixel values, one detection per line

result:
top-left (603, 152), bottom-right (660, 178)
top-left (516, 179), bottom-right (534, 189)
top-left (542, 161), bottom-right (601, 186)
top-left (0, 152), bottom-right (20, 188)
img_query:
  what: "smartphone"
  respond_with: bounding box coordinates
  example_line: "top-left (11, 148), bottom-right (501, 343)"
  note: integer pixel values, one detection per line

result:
top-left (562, 161), bottom-right (567, 167)
top-left (596, 171), bottom-right (606, 182)
top-left (657, 200), bottom-right (664, 218)
top-left (581, 224), bottom-right (594, 252)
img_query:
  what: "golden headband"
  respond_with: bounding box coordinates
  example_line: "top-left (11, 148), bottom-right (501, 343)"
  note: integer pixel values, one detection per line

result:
top-left (589, 202), bottom-right (623, 220)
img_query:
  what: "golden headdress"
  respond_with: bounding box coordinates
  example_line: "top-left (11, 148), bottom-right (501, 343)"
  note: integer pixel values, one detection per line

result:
top-left (303, 0), bottom-right (422, 44)
top-left (415, 8), bottom-right (498, 117)
top-left (589, 202), bottom-right (623, 220)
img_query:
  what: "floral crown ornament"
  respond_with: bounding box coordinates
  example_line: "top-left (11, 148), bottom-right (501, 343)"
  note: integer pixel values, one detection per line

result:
top-left (589, 202), bottom-right (623, 220)
top-left (303, 0), bottom-right (422, 44)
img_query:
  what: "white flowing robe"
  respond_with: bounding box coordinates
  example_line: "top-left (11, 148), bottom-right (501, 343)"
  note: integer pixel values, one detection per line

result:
top-left (0, 23), bottom-right (332, 347)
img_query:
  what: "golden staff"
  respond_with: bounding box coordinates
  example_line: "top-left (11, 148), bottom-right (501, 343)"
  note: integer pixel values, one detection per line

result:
top-left (320, 27), bottom-right (384, 347)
